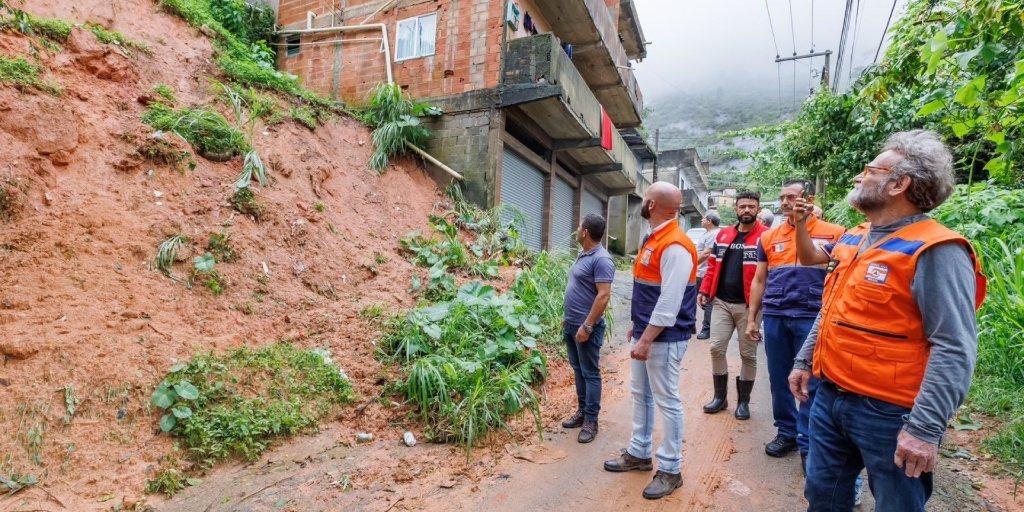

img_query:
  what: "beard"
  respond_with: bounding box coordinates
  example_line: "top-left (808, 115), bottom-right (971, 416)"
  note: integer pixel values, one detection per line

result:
top-left (738, 213), bottom-right (756, 224)
top-left (641, 203), bottom-right (651, 219)
top-left (847, 180), bottom-right (888, 212)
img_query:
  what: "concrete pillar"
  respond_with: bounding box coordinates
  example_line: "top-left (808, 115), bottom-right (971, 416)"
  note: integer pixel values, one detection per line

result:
top-left (541, 153), bottom-right (556, 251)
top-left (626, 195), bottom-right (643, 254)
top-left (608, 196), bottom-right (627, 255)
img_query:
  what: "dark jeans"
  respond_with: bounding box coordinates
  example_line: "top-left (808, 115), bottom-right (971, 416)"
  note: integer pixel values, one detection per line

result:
top-left (696, 276), bottom-right (712, 332)
top-left (564, 322), bottom-right (605, 422)
top-left (763, 314), bottom-right (816, 449)
top-left (806, 382), bottom-right (932, 512)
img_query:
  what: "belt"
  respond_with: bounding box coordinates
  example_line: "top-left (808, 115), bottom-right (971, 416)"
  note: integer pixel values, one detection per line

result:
top-left (821, 378), bottom-right (856, 395)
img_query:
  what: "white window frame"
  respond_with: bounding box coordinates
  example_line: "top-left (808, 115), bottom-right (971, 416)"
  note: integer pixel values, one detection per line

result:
top-left (395, 13), bottom-right (437, 62)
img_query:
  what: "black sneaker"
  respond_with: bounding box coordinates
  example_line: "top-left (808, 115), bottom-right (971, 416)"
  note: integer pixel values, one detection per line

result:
top-left (696, 329), bottom-right (710, 340)
top-left (765, 434), bottom-right (798, 457)
top-left (801, 452), bottom-right (808, 476)
top-left (578, 421), bottom-right (598, 443)
top-left (603, 452), bottom-right (654, 472)
top-left (561, 410), bottom-right (584, 429)
top-left (642, 470), bottom-right (682, 499)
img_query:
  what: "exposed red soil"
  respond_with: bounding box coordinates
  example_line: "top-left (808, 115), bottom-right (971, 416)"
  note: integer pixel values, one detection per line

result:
top-left (0, 1), bottom-right (471, 509)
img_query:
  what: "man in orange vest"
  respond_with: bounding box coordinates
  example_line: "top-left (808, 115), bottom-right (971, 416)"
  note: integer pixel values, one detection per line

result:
top-left (604, 182), bottom-right (697, 500)
top-left (788, 130), bottom-right (986, 511)
top-left (746, 180), bottom-right (845, 463)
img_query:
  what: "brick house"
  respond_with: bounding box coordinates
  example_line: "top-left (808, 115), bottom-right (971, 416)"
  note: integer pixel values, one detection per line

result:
top-left (275, 0), bottom-right (654, 252)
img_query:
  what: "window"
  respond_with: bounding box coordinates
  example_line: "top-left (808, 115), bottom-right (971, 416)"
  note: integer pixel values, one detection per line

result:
top-left (396, 13), bottom-right (437, 61)
top-left (285, 35), bottom-right (300, 57)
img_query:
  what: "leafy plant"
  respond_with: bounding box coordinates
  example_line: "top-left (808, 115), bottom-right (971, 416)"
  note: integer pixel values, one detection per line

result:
top-left (149, 343), bottom-right (353, 468)
top-left (207, 231), bottom-right (238, 263)
top-left (230, 187), bottom-right (265, 221)
top-left (363, 83), bottom-right (434, 172)
top-left (142, 103), bottom-right (247, 156)
top-left (156, 234), bottom-right (188, 274)
top-left (190, 252), bottom-right (224, 295)
top-left (0, 471), bottom-right (37, 498)
top-left (84, 22), bottom-right (149, 53)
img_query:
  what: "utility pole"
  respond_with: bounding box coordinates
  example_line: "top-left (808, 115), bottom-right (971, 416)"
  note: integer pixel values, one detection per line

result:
top-left (775, 50), bottom-right (832, 200)
top-left (652, 128), bottom-right (660, 182)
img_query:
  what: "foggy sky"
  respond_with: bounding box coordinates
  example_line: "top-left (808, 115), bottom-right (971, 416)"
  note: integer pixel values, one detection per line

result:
top-left (630, 0), bottom-right (910, 101)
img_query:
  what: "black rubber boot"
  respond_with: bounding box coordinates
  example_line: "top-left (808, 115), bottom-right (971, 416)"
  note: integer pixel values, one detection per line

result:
top-left (735, 377), bottom-right (754, 420)
top-left (702, 374), bottom-right (729, 414)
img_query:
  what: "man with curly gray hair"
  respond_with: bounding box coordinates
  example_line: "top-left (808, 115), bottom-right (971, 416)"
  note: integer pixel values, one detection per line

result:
top-left (787, 130), bottom-right (988, 511)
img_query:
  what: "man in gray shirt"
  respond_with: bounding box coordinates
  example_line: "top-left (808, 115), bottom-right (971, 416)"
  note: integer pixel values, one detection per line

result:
top-left (561, 214), bottom-right (615, 444)
top-left (787, 130), bottom-right (986, 511)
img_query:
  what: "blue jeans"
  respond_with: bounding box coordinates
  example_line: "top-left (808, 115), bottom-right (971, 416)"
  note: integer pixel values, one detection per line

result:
top-left (763, 315), bottom-right (816, 448)
top-left (564, 322), bottom-right (605, 422)
top-left (806, 382), bottom-right (932, 512)
top-left (628, 339), bottom-right (687, 474)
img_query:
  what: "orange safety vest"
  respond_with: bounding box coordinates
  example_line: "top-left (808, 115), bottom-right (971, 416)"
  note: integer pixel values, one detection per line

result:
top-left (759, 216), bottom-right (846, 315)
top-left (813, 219), bottom-right (987, 408)
top-left (632, 219), bottom-right (699, 342)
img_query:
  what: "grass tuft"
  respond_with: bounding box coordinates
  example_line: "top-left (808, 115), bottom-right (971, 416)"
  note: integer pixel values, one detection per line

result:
top-left (142, 103), bottom-right (247, 156)
top-left (0, 55), bottom-right (61, 96)
top-left (230, 187), bottom-right (265, 221)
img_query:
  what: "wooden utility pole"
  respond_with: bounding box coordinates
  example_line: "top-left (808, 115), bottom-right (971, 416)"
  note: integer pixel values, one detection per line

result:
top-left (776, 50), bottom-right (833, 200)
top-left (652, 128), bottom-right (660, 182)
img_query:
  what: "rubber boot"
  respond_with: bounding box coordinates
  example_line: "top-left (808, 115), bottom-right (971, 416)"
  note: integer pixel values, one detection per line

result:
top-left (735, 377), bottom-right (754, 420)
top-left (702, 374), bottom-right (729, 414)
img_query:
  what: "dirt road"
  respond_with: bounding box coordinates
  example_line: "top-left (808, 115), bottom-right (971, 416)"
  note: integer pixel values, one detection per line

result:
top-left (159, 272), bottom-right (1012, 511)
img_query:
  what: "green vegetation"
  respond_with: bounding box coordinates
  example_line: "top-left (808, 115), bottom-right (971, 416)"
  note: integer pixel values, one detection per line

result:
top-left (84, 22), bottom-right (148, 52)
top-left (381, 187), bottom-right (572, 452)
top-left (361, 83), bottom-right (438, 172)
top-left (191, 252), bottom-right (224, 295)
top-left (152, 83), bottom-right (178, 103)
top-left (142, 103), bottom-right (247, 156)
top-left (207, 231), bottom-right (238, 263)
top-left (135, 137), bottom-right (195, 171)
top-left (156, 0), bottom-right (336, 114)
top-left (289, 105), bottom-right (318, 130)
top-left (0, 185), bottom-right (21, 223)
top-left (155, 234), bottom-right (188, 274)
top-left (230, 187), bottom-right (265, 221)
top-left (0, 55), bottom-right (60, 95)
top-left (149, 343), bottom-right (354, 472)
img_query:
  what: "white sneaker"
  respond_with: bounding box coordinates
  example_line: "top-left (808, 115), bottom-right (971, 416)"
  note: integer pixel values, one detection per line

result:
top-left (854, 479), bottom-right (864, 507)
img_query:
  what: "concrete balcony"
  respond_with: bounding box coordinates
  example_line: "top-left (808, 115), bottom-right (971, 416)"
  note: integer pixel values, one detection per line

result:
top-left (502, 33), bottom-right (639, 192)
top-left (531, 0), bottom-right (644, 127)
top-left (681, 188), bottom-right (706, 216)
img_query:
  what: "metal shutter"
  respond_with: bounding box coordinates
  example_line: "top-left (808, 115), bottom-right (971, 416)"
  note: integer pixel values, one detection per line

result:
top-left (582, 189), bottom-right (604, 220)
top-left (552, 176), bottom-right (575, 252)
top-left (500, 148), bottom-right (545, 252)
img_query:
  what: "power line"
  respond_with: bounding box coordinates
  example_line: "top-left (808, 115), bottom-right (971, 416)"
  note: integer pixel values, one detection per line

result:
top-left (833, 0), bottom-right (854, 91)
top-left (874, 0), bottom-right (899, 63)
top-left (777, 62), bottom-right (784, 116)
top-left (764, 0), bottom-right (781, 58)
top-left (849, 0), bottom-right (864, 83)
top-left (787, 0), bottom-right (797, 55)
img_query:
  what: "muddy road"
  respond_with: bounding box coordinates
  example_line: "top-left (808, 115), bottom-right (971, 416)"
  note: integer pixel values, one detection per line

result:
top-left (160, 272), bottom-right (1015, 512)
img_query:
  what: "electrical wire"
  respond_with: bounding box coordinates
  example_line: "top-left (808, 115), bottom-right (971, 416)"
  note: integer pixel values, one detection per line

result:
top-left (787, 0), bottom-right (797, 56)
top-left (833, 0), bottom-right (854, 91)
top-left (849, 0), bottom-right (864, 83)
top-left (874, 0), bottom-right (899, 63)
top-left (777, 62), bottom-right (784, 117)
top-left (764, 0), bottom-right (781, 58)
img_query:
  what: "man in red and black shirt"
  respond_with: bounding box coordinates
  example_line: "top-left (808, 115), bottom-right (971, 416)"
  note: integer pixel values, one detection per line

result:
top-left (698, 190), bottom-right (769, 420)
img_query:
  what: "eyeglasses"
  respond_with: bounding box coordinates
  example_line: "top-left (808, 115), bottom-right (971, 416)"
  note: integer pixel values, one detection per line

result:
top-left (862, 165), bottom-right (894, 177)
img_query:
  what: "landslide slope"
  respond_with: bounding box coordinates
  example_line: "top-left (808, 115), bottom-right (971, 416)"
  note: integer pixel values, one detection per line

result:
top-left (0, 0), bottom-right (446, 508)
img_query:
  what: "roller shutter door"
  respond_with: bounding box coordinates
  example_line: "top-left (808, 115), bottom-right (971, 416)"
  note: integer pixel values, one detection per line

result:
top-left (582, 189), bottom-right (604, 220)
top-left (551, 177), bottom-right (575, 252)
top-left (500, 148), bottom-right (545, 252)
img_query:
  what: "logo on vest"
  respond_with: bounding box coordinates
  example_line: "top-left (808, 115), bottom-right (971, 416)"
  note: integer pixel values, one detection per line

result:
top-left (865, 263), bottom-right (890, 284)
top-left (640, 248), bottom-right (654, 266)
top-left (774, 243), bottom-right (785, 252)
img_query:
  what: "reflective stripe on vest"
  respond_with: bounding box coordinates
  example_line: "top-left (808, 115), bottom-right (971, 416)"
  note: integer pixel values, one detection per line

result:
top-left (632, 219), bottom-right (699, 342)
top-left (813, 219), bottom-right (987, 408)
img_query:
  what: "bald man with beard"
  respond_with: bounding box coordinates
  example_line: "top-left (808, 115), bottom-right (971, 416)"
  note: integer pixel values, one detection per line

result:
top-left (604, 182), bottom-right (698, 500)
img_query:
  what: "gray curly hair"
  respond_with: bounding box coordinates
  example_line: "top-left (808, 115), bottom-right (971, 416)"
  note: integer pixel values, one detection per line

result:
top-left (882, 130), bottom-right (955, 212)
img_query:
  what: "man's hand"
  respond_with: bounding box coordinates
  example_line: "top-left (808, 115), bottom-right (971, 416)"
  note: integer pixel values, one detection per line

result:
top-left (575, 326), bottom-right (589, 343)
top-left (790, 191), bottom-right (813, 225)
top-left (697, 293), bottom-right (708, 308)
top-left (745, 321), bottom-right (762, 342)
top-left (894, 429), bottom-right (938, 478)
top-left (789, 369), bottom-right (812, 402)
top-left (631, 339), bottom-right (653, 361)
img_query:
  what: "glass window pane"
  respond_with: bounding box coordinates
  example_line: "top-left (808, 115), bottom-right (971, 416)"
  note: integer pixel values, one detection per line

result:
top-left (396, 19), bottom-right (416, 60)
top-left (417, 14), bottom-right (437, 57)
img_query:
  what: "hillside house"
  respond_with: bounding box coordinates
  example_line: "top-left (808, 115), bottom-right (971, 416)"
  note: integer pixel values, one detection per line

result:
top-left (273, 0), bottom-right (654, 252)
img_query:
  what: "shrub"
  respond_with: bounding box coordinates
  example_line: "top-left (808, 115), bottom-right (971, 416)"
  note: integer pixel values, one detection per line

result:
top-left (363, 83), bottom-right (434, 173)
top-left (150, 343), bottom-right (354, 468)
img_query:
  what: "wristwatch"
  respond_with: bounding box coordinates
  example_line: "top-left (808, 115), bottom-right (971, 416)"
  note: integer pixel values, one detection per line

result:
top-left (582, 324), bottom-right (594, 334)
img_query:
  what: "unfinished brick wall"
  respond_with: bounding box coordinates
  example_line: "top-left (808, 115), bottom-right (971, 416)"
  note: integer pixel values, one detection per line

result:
top-left (276, 0), bottom-right (509, 105)
top-left (421, 106), bottom-right (502, 207)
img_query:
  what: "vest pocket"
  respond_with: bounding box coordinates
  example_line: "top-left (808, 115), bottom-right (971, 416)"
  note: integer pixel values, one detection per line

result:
top-left (763, 284), bottom-right (784, 307)
top-left (806, 284), bottom-right (823, 309)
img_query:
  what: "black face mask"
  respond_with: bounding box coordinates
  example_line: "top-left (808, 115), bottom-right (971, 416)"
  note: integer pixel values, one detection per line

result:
top-left (641, 202), bottom-right (651, 220)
